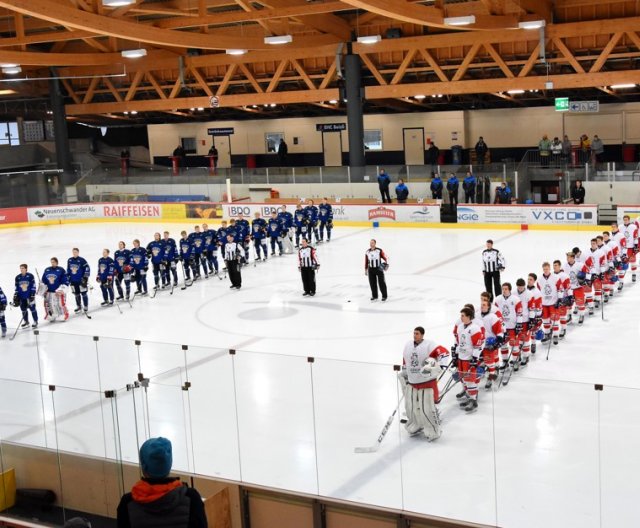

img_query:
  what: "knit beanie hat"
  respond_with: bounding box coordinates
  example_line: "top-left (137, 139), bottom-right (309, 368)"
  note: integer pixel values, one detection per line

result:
top-left (139, 437), bottom-right (173, 478)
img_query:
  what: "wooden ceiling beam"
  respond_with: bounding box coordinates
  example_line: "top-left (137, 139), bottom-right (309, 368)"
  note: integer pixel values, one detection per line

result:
top-left (318, 59), bottom-right (337, 90)
top-left (589, 32), bottom-right (624, 73)
top-left (82, 76), bottom-right (99, 104)
top-left (216, 63), bottom-right (237, 96)
top-left (145, 71), bottom-right (167, 99)
top-left (188, 66), bottom-right (215, 97)
top-left (266, 60), bottom-right (288, 93)
top-left (237, 63), bottom-right (264, 93)
top-left (260, 0), bottom-right (351, 41)
top-left (290, 58), bottom-right (316, 90)
top-left (452, 42), bottom-right (481, 82)
top-left (61, 78), bottom-right (81, 104)
top-left (552, 37), bottom-right (585, 73)
top-left (359, 53), bottom-right (387, 86)
top-left (102, 77), bottom-right (123, 102)
top-left (418, 48), bottom-right (449, 82)
top-left (483, 42), bottom-right (514, 78)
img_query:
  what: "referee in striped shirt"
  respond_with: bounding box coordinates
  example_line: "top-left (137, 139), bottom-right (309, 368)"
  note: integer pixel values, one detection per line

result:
top-left (482, 239), bottom-right (505, 301)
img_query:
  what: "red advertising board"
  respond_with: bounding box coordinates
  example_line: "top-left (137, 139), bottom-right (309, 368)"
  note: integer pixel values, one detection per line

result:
top-left (0, 207), bottom-right (28, 225)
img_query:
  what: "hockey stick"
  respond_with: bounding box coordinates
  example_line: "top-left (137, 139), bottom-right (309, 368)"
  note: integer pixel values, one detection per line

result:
top-left (180, 260), bottom-right (193, 291)
top-left (354, 396), bottom-right (405, 454)
top-left (436, 375), bottom-right (460, 404)
top-left (9, 313), bottom-right (28, 341)
top-left (497, 349), bottom-right (513, 387)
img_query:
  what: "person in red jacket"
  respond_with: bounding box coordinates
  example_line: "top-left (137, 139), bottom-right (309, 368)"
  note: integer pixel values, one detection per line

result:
top-left (117, 437), bottom-right (207, 528)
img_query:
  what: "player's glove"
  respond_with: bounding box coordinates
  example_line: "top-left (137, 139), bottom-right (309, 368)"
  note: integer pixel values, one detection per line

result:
top-left (564, 295), bottom-right (574, 307)
top-left (96, 276), bottom-right (101, 283)
top-left (450, 344), bottom-right (458, 362)
top-left (634, 244), bottom-right (639, 254)
top-left (123, 265), bottom-right (132, 273)
top-left (515, 322), bottom-right (523, 334)
top-left (494, 335), bottom-right (505, 348)
top-left (534, 316), bottom-right (542, 328)
top-left (327, 220), bottom-right (333, 228)
top-left (470, 356), bottom-right (479, 368)
top-left (622, 254), bottom-right (629, 263)
top-left (81, 276), bottom-right (88, 288)
top-left (143, 266), bottom-right (149, 272)
top-left (12, 293), bottom-right (19, 307)
top-left (381, 262), bottom-right (389, 271)
top-left (29, 294), bottom-right (35, 305)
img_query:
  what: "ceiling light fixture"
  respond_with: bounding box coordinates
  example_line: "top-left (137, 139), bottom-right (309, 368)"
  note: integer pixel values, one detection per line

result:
top-left (518, 20), bottom-right (546, 30)
top-left (329, 99), bottom-right (338, 104)
top-left (264, 35), bottom-right (292, 45)
top-left (414, 94), bottom-right (426, 100)
top-left (270, 103), bottom-right (276, 107)
top-left (507, 89), bottom-right (525, 94)
top-left (0, 89), bottom-right (17, 95)
top-left (226, 49), bottom-right (247, 55)
top-left (130, 110), bottom-right (138, 115)
top-left (197, 107), bottom-right (204, 111)
top-left (2, 65), bottom-right (21, 74)
top-left (102, 0), bottom-right (135, 6)
top-left (357, 35), bottom-right (382, 44)
top-left (121, 49), bottom-right (147, 59)
top-left (610, 83), bottom-right (636, 89)
top-left (443, 15), bottom-right (476, 26)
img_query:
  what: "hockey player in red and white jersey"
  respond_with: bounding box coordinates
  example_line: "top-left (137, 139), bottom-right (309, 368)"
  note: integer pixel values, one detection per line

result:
top-left (598, 234), bottom-right (615, 302)
top-left (552, 260), bottom-right (571, 338)
top-left (537, 262), bottom-right (566, 346)
top-left (610, 223), bottom-right (628, 290)
top-left (619, 215), bottom-right (638, 282)
top-left (479, 297), bottom-right (504, 389)
top-left (400, 326), bottom-right (449, 441)
top-left (564, 252), bottom-right (590, 325)
top-left (493, 282), bottom-right (524, 370)
top-left (516, 274), bottom-right (542, 363)
top-left (587, 238), bottom-right (606, 308)
top-left (453, 306), bottom-right (484, 413)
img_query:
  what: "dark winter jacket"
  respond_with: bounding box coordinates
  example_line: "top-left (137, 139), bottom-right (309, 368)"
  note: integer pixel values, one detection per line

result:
top-left (117, 477), bottom-right (207, 528)
top-left (430, 177), bottom-right (443, 198)
top-left (463, 175), bottom-right (477, 195)
top-left (377, 172), bottom-right (391, 189)
top-left (571, 185), bottom-right (586, 204)
top-left (395, 183), bottom-right (409, 201)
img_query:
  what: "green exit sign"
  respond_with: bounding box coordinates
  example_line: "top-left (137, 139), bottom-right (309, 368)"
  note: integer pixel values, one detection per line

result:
top-left (555, 97), bottom-right (569, 112)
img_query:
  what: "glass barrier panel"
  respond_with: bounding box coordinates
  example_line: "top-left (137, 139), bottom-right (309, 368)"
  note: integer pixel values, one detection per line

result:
top-left (1, 328), bottom-right (40, 383)
top-left (233, 350), bottom-right (318, 494)
top-left (111, 385), bottom-right (148, 466)
top-left (400, 369), bottom-right (497, 526)
top-left (34, 332), bottom-right (100, 391)
top-left (599, 385), bottom-right (640, 527)
top-left (494, 377), bottom-right (599, 528)
top-left (184, 346), bottom-right (241, 481)
top-left (312, 358), bottom-right (403, 509)
top-left (320, 167), bottom-right (349, 184)
top-left (0, 379), bottom-right (49, 449)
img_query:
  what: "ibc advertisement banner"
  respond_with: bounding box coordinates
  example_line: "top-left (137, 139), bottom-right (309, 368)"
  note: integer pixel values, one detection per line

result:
top-left (456, 205), bottom-right (597, 225)
top-left (27, 203), bottom-right (164, 222)
top-left (221, 203), bottom-right (441, 223)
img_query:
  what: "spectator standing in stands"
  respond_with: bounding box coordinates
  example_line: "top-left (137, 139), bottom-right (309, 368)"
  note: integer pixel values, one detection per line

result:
top-left (551, 137), bottom-right (562, 167)
top-left (562, 135), bottom-right (573, 164)
top-left (571, 179), bottom-right (586, 204)
top-left (278, 138), bottom-right (288, 166)
top-left (120, 148), bottom-right (131, 169)
top-left (446, 172), bottom-right (459, 212)
top-left (538, 134), bottom-right (551, 167)
top-left (117, 437), bottom-right (207, 528)
top-left (395, 178), bottom-right (409, 203)
top-left (591, 134), bottom-right (604, 167)
top-left (208, 144), bottom-right (218, 169)
top-left (580, 134), bottom-right (591, 164)
top-left (462, 171), bottom-right (476, 203)
top-left (430, 171), bottom-right (443, 200)
top-left (173, 144), bottom-right (186, 168)
top-left (475, 136), bottom-right (488, 169)
top-left (377, 168), bottom-right (391, 203)
top-left (426, 143), bottom-right (440, 173)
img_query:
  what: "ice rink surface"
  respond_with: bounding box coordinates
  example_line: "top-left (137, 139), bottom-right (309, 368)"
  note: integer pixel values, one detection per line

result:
top-left (1, 221), bottom-right (640, 528)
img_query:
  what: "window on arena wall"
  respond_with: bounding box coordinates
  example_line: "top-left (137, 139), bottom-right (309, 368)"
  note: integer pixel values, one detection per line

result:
top-left (364, 130), bottom-right (382, 150)
top-left (265, 132), bottom-right (284, 153)
top-left (0, 122), bottom-right (20, 146)
top-left (181, 137), bottom-right (197, 154)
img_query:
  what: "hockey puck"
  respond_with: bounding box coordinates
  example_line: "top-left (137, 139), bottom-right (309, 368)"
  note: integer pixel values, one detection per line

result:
top-left (400, 419), bottom-right (407, 424)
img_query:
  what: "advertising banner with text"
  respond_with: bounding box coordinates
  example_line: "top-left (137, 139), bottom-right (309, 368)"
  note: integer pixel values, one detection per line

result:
top-left (617, 205), bottom-right (640, 224)
top-left (27, 203), bottom-right (164, 223)
top-left (0, 207), bottom-right (28, 225)
top-left (457, 205), bottom-right (597, 225)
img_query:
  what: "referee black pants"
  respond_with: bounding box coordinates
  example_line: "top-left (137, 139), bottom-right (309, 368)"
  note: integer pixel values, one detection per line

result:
top-left (226, 260), bottom-right (242, 288)
top-left (301, 267), bottom-right (316, 294)
top-left (484, 271), bottom-right (501, 301)
top-left (368, 268), bottom-right (387, 299)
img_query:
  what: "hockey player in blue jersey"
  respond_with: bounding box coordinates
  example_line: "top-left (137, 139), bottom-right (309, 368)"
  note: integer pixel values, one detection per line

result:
top-left (278, 205), bottom-right (294, 253)
top-left (293, 204), bottom-right (309, 248)
top-left (318, 197), bottom-right (334, 242)
top-left (202, 223), bottom-right (219, 274)
top-left (189, 225), bottom-right (207, 279)
top-left (252, 212), bottom-right (268, 261)
top-left (67, 248), bottom-right (91, 313)
top-left (0, 286), bottom-right (7, 337)
top-left (146, 233), bottom-right (166, 289)
top-left (304, 199), bottom-right (320, 243)
top-left (14, 264), bottom-right (38, 328)
top-left (114, 241), bottom-right (132, 300)
top-left (267, 211), bottom-right (283, 256)
top-left (162, 231), bottom-right (179, 287)
top-left (42, 257), bottom-right (69, 321)
top-left (179, 230), bottom-right (196, 281)
top-left (235, 213), bottom-right (251, 262)
top-left (130, 239), bottom-right (148, 295)
top-left (97, 249), bottom-right (115, 306)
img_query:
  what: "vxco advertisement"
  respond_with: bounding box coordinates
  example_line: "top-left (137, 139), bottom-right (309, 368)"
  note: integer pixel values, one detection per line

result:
top-left (457, 205), bottom-right (597, 225)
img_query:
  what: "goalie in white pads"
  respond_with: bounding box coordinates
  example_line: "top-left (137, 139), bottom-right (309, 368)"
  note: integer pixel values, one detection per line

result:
top-left (41, 257), bottom-right (70, 322)
top-left (399, 326), bottom-right (449, 441)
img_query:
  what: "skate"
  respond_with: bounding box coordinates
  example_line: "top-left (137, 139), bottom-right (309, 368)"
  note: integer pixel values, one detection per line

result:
top-left (589, 307), bottom-right (594, 315)
top-left (21, 321), bottom-right (30, 328)
top-left (514, 360), bottom-right (520, 372)
top-left (464, 400), bottom-right (478, 413)
top-left (559, 329), bottom-right (566, 339)
top-left (531, 343), bottom-right (537, 354)
top-left (578, 315), bottom-right (584, 325)
top-left (116, 295), bottom-right (124, 301)
top-left (370, 297), bottom-right (377, 301)
top-left (604, 295), bottom-right (609, 303)
top-left (459, 398), bottom-right (471, 408)
top-left (455, 389), bottom-right (467, 400)
top-left (573, 307), bottom-right (578, 315)
top-left (595, 301), bottom-right (600, 308)
top-left (484, 378), bottom-right (493, 390)
top-left (100, 301), bottom-right (109, 306)
top-left (553, 336), bottom-right (559, 345)
top-left (521, 357), bottom-right (529, 367)
top-left (1, 329), bottom-right (6, 338)
top-left (541, 334), bottom-right (550, 343)
top-left (618, 283), bottom-right (624, 291)
top-left (381, 297), bottom-right (387, 302)
top-left (126, 294), bottom-right (131, 301)
top-left (566, 313), bottom-right (572, 323)
top-left (633, 274), bottom-right (636, 282)
top-left (74, 307), bottom-right (82, 314)
top-left (32, 322), bottom-right (38, 328)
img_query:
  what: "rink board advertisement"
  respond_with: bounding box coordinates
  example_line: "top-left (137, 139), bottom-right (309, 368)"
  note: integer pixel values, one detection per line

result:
top-left (617, 205), bottom-right (640, 223)
top-left (27, 203), bottom-right (164, 222)
top-left (457, 205), bottom-right (597, 225)
top-left (222, 203), bottom-right (441, 223)
top-left (0, 207), bottom-right (28, 225)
